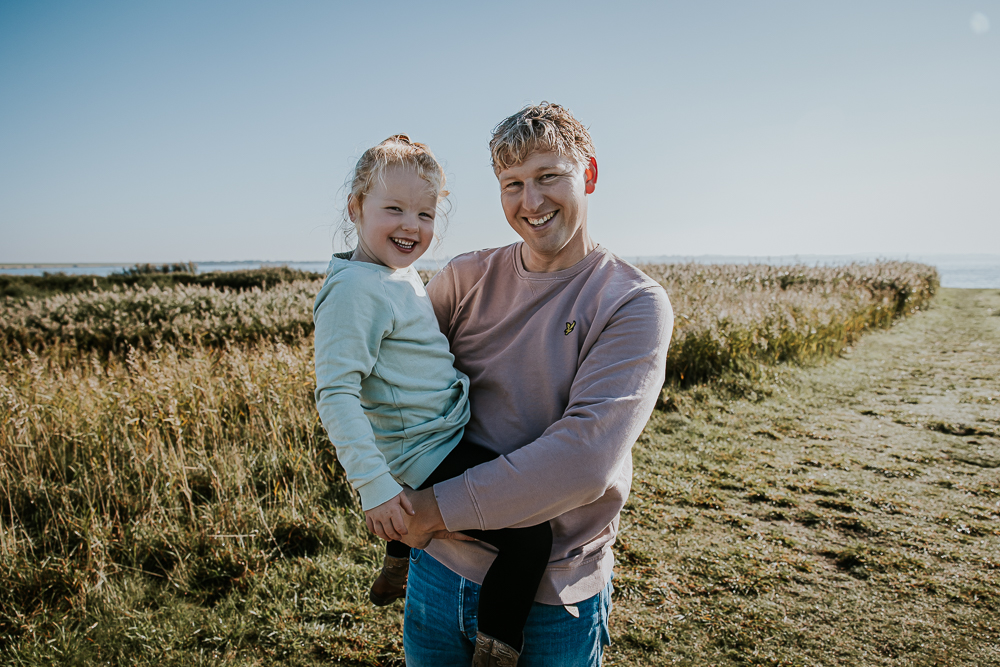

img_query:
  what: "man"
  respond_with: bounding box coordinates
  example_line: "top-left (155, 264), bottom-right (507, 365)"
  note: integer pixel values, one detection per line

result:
top-left (399, 102), bottom-right (673, 666)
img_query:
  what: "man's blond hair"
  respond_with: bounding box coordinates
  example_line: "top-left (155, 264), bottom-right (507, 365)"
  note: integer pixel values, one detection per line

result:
top-left (489, 102), bottom-right (595, 174)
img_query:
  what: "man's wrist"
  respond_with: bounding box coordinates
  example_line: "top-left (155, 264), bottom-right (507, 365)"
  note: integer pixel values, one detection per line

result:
top-left (412, 487), bottom-right (446, 533)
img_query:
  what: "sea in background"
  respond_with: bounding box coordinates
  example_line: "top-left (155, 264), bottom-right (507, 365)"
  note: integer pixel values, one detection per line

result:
top-left (2, 254), bottom-right (999, 289)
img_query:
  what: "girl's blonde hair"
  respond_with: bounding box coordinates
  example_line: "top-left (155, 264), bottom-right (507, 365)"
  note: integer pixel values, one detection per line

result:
top-left (339, 134), bottom-right (450, 249)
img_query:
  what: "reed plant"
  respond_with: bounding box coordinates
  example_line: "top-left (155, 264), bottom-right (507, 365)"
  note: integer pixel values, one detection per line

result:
top-left (1, 280), bottom-right (319, 356)
top-left (0, 260), bottom-right (939, 662)
top-left (2, 262), bottom-right (937, 379)
top-left (0, 340), bottom-right (368, 644)
top-left (640, 261), bottom-right (938, 386)
top-left (0, 265), bottom-right (323, 300)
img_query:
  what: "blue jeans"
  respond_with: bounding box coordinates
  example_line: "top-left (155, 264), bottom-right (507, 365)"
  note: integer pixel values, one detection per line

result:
top-left (403, 549), bottom-right (612, 666)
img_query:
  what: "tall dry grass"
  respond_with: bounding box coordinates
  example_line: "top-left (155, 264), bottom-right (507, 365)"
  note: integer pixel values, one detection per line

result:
top-left (0, 265), bottom-right (323, 300)
top-left (0, 340), bottom-right (362, 642)
top-left (3, 262), bottom-right (937, 374)
top-left (0, 260), bottom-right (938, 661)
top-left (641, 261), bottom-right (938, 385)
top-left (1, 281), bottom-right (318, 355)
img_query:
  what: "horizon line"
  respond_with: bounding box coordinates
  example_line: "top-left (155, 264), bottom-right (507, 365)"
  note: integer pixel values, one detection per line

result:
top-left (4, 251), bottom-right (1000, 270)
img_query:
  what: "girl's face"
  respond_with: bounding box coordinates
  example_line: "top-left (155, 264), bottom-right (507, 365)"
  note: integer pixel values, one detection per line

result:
top-left (350, 166), bottom-right (438, 270)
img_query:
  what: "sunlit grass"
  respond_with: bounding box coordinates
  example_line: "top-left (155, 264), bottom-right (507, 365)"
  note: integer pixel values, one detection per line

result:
top-left (640, 261), bottom-right (938, 385)
top-left (1, 281), bottom-right (318, 355)
top-left (4, 262), bottom-right (937, 382)
top-left (0, 261), bottom-right (941, 664)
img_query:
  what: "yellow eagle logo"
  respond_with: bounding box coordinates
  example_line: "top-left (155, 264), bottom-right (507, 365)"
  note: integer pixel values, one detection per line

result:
top-left (564, 321), bottom-right (576, 336)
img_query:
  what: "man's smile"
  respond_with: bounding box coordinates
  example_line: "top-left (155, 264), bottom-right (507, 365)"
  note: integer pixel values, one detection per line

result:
top-left (497, 149), bottom-right (596, 273)
top-left (526, 211), bottom-right (556, 227)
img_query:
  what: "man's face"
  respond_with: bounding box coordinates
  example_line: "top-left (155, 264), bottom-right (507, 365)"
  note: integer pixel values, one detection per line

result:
top-left (497, 150), bottom-right (597, 273)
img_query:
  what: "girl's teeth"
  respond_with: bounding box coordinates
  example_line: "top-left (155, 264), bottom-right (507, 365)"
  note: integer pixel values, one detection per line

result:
top-left (392, 238), bottom-right (415, 248)
top-left (528, 212), bottom-right (555, 226)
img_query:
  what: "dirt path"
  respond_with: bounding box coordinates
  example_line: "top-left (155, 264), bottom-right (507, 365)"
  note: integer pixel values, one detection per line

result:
top-left (610, 288), bottom-right (1000, 666)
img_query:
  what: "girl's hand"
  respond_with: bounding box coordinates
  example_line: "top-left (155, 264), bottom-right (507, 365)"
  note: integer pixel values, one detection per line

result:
top-left (396, 487), bottom-right (477, 549)
top-left (364, 492), bottom-right (416, 542)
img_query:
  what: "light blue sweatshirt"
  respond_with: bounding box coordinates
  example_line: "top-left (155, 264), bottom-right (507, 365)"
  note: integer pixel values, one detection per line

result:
top-left (313, 255), bottom-right (470, 510)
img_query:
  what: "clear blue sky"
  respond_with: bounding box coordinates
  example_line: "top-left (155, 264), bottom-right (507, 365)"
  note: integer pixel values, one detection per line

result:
top-left (1, 1), bottom-right (997, 263)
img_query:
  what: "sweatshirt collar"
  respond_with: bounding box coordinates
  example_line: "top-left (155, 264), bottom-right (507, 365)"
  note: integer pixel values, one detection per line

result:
top-left (511, 242), bottom-right (606, 281)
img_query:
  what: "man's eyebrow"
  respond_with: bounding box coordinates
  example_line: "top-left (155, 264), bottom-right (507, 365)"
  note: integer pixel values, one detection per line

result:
top-left (499, 163), bottom-right (568, 181)
top-left (503, 164), bottom-right (564, 179)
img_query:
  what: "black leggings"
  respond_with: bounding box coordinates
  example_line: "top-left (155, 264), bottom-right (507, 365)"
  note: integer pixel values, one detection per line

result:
top-left (385, 439), bottom-right (552, 649)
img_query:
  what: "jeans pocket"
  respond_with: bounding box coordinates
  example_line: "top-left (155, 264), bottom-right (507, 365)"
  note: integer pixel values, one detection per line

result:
top-left (599, 579), bottom-right (613, 648)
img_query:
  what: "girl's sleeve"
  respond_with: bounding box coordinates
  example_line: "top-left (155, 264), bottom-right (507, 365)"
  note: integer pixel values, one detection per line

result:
top-left (313, 272), bottom-right (403, 510)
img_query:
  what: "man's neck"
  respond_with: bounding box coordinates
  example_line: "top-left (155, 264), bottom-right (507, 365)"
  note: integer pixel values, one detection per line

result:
top-left (519, 235), bottom-right (598, 273)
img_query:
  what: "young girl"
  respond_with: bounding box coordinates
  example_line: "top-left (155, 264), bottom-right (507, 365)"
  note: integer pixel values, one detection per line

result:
top-left (313, 135), bottom-right (551, 666)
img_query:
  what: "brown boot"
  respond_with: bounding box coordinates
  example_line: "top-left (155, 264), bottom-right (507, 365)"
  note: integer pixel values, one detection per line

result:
top-left (471, 632), bottom-right (520, 667)
top-left (368, 554), bottom-right (408, 606)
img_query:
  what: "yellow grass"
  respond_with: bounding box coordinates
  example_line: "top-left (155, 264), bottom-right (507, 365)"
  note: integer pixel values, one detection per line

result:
top-left (0, 261), bottom-right (939, 663)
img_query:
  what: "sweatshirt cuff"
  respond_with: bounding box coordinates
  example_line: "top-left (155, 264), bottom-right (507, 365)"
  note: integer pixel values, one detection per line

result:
top-left (358, 474), bottom-right (404, 512)
top-left (434, 473), bottom-right (484, 532)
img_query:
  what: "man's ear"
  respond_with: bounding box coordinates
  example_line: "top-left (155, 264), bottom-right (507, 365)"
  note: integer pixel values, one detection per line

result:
top-left (584, 157), bottom-right (598, 194)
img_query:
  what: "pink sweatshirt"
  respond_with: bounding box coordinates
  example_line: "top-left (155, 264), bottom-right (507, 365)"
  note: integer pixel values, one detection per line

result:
top-left (424, 243), bottom-right (673, 605)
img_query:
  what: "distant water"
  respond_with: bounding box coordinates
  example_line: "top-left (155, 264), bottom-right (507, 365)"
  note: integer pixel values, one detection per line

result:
top-left (3, 255), bottom-right (1000, 289)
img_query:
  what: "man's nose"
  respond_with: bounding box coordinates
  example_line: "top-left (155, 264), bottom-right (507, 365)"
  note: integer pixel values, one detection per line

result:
top-left (522, 182), bottom-right (544, 212)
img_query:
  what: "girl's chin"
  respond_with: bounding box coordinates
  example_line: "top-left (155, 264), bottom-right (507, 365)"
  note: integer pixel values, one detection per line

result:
top-left (386, 247), bottom-right (426, 268)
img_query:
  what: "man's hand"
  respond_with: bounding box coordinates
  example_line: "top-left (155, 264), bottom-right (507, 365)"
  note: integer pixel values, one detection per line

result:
top-left (397, 487), bottom-right (475, 549)
top-left (364, 492), bottom-right (415, 542)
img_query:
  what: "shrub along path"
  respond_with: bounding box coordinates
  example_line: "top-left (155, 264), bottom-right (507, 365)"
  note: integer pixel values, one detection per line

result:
top-left (608, 288), bottom-right (1000, 666)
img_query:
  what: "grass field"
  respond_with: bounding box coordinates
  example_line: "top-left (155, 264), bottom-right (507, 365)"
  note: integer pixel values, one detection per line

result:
top-left (609, 287), bottom-right (1000, 666)
top-left (6, 263), bottom-right (993, 666)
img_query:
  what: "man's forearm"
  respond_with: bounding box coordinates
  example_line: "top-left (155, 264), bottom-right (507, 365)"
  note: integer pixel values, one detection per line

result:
top-left (434, 289), bottom-right (673, 532)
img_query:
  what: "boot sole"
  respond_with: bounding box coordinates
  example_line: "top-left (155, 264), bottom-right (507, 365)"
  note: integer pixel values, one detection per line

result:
top-left (369, 589), bottom-right (405, 606)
